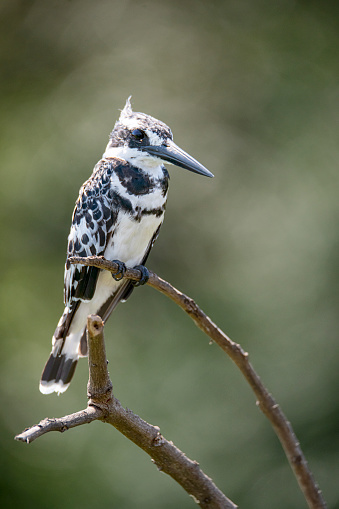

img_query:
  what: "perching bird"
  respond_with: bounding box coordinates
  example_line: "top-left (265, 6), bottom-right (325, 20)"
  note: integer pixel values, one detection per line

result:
top-left (40, 97), bottom-right (214, 395)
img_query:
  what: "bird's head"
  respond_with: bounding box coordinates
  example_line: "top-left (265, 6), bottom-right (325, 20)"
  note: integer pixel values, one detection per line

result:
top-left (104, 97), bottom-right (214, 178)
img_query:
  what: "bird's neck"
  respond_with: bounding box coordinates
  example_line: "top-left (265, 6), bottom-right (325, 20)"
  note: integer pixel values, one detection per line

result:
top-left (103, 145), bottom-right (165, 179)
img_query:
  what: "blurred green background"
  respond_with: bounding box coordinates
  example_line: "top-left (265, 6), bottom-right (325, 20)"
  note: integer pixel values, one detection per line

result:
top-left (1, 1), bottom-right (338, 507)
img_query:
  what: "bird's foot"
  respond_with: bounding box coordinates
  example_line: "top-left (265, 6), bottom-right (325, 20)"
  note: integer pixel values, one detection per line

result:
top-left (133, 265), bottom-right (149, 287)
top-left (111, 260), bottom-right (127, 281)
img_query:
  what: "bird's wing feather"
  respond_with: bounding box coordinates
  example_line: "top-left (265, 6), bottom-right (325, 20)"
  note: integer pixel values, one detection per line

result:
top-left (53, 160), bottom-right (120, 345)
top-left (64, 161), bottom-right (118, 307)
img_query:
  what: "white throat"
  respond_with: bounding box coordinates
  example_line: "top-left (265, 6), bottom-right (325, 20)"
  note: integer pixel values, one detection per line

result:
top-left (103, 145), bottom-right (165, 177)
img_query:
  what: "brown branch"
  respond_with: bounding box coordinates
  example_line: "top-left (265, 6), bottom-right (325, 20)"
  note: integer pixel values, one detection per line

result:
top-left (14, 408), bottom-right (99, 443)
top-left (15, 315), bottom-right (237, 509)
top-left (65, 256), bottom-right (327, 509)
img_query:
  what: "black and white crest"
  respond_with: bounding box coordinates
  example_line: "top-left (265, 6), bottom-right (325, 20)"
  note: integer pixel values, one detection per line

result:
top-left (40, 97), bottom-right (213, 395)
top-left (108, 97), bottom-right (173, 150)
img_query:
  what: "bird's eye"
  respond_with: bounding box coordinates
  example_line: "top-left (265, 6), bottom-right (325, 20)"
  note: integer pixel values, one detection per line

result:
top-left (132, 129), bottom-right (145, 141)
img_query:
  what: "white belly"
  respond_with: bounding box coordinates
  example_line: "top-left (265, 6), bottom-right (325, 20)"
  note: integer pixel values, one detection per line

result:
top-left (69, 210), bottom-right (163, 334)
top-left (105, 210), bottom-right (162, 266)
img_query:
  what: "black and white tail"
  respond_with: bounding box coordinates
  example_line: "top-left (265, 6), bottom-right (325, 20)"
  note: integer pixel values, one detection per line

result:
top-left (39, 277), bottom-right (133, 395)
top-left (39, 328), bottom-right (85, 395)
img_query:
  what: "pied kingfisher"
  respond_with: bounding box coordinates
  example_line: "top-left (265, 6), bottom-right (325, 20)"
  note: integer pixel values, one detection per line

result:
top-left (40, 97), bottom-right (214, 395)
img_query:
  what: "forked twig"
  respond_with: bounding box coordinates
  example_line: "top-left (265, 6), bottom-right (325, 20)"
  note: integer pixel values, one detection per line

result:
top-left (16, 315), bottom-right (236, 509)
top-left (15, 256), bottom-right (327, 509)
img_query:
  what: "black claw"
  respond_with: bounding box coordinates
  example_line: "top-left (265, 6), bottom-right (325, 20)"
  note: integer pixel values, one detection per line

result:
top-left (133, 265), bottom-right (149, 287)
top-left (111, 260), bottom-right (126, 281)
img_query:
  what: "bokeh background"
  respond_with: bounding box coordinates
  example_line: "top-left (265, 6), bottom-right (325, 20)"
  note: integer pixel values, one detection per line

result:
top-left (1, 1), bottom-right (338, 508)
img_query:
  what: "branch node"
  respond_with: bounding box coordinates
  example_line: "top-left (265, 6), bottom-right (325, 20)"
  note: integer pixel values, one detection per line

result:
top-left (292, 454), bottom-right (303, 465)
top-left (152, 432), bottom-right (165, 447)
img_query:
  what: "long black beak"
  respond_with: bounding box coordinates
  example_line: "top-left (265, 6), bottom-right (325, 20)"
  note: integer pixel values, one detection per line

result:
top-left (143, 139), bottom-right (214, 178)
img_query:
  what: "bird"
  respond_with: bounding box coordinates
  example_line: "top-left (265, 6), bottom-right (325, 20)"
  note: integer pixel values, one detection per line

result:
top-left (40, 97), bottom-right (214, 395)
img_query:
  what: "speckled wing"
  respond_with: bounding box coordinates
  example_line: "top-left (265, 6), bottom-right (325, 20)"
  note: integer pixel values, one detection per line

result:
top-left (56, 160), bottom-right (118, 341)
top-left (66, 162), bottom-right (118, 297)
